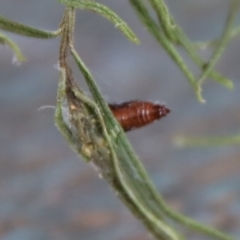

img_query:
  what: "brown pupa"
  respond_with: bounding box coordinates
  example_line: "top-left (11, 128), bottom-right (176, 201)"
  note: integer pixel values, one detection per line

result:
top-left (108, 101), bottom-right (170, 132)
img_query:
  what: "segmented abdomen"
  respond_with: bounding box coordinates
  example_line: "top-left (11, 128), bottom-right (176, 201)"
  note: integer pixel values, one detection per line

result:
top-left (109, 101), bottom-right (170, 131)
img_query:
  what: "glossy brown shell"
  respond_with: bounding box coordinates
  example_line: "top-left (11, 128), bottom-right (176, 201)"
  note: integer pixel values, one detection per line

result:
top-left (109, 101), bottom-right (170, 131)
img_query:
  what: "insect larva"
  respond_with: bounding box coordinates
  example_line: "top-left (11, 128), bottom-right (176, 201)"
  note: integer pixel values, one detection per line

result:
top-left (108, 101), bottom-right (170, 132)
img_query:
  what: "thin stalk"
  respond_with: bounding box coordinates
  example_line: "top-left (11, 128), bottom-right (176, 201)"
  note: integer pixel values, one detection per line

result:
top-left (0, 15), bottom-right (61, 38)
top-left (195, 25), bottom-right (240, 49)
top-left (129, 0), bottom-right (204, 102)
top-left (0, 32), bottom-right (26, 62)
top-left (174, 134), bottom-right (240, 148)
top-left (197, 0), bottom-right (240, 87)
top-left (57, 0), bottom-right (140, 44)
top-left (173, 24), bottom-right (234, 89)
top-left (130, 0), bottom-right (234, 91)
top-left (147, 0), bottom-right (177, 42)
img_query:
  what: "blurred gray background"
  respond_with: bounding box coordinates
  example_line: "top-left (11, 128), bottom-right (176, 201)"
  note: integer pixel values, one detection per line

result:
top-left (0, 0), bottom-right (240, 239)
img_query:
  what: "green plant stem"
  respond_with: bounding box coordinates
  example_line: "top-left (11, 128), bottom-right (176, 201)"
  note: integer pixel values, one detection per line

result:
top-left (57, 0), bottom-right (139, 44)
top-left (173, 24), bottom-right (233, 89)
top-left (0, 32), bottom-right (26, 62)
top-left (0, 15), bottom-right (61, 38)
top-left (147, 0), bottom-right (177, 42)
top-left (174, 134), bottom-right (240, 148)
top-left (129, 0), bottom-right (205, 102)
top-left (129, 0), bottom-right (234, 94)
top-left (162, 2), bottom-right (234, 89)
top-left (155, 196), bottom-right (235, 240)
top-left (195, 25), bottom-right (240, 49)
top-left (197, 0), bottom-right (240, 87)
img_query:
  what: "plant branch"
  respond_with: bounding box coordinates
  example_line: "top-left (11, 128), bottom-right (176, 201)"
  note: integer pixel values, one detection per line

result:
top-left (147, 0), bottom-right (177, 42)
top-left (174, 134), bottom-right (240, 148)
top-left (197, 0), bottom-right (240, 87)
top-left (0, 32), bottom-right (26, 62)
top-left (0, 15), bottom-right (61, 38)
top-left (129, 0), bottom-right (204, 102)
top-left (57, 0), bottom-right (140, 44)
top-left (129, 0), bottom-right (236, 102)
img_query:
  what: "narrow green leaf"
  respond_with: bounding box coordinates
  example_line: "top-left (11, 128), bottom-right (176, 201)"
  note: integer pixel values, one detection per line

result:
top-left (0, 15), bottom-right (61, 38)
top-left (147, 0), bottom-right (177, 42)
top-left (174, 134), bottom-right (240, 148)
top-left (57, 0), bottom-right (140, 44)
top-left (209, 71), bottom-right (234, 89)
top-left (129, 0), bottom-right (206, 102)
top-left (197, 0), bottom-right (240, 86)
top-left (0, 32), bottom-right (26, 63)
top-left (130, 0), bottom-right (234, 92)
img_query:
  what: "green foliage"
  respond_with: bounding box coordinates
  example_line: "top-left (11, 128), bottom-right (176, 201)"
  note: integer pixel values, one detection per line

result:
top-left (58, 0), bottom-right (140, 44)
top-left (0, 32), bottom-right (26, 63)
top-left (0, 15), bottom-right (61, 38)
top-left (0, 1), bottom-right (239, 240)
top-left (130, 0), bottom-right (239, 102)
